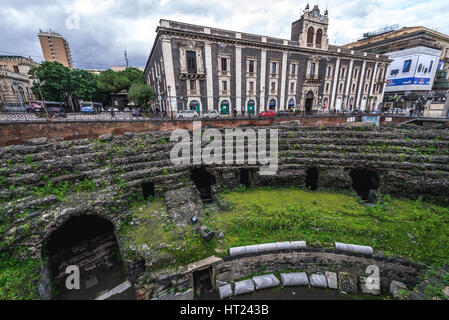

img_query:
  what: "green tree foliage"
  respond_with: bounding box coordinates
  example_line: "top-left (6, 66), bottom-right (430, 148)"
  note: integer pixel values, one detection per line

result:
top-left (28, 62), bottom-right (71, 102)
top-left (128, 83), bottom-right (156, 108)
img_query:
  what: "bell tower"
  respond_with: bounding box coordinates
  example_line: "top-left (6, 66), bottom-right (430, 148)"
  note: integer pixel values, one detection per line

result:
top-left (291, 4), bottom-right (329, 51)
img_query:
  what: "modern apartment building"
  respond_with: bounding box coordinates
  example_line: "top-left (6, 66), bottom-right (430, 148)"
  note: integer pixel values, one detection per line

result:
top-left (38, 29), bottom-right (74, 69)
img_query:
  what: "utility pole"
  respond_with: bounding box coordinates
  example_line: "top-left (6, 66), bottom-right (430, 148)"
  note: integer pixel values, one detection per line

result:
top-left (124, 49), bottom-right (129, 68)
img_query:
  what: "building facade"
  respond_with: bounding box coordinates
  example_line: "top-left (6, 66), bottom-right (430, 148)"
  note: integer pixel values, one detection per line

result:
top-left (343, 26), bottom-right (449, 91)
top-left (144, 5), bottom-right (389, 116)
top-left (0, 56), bottom-right (38, 110)
top-left (38, 29), bottom-right (74, 69)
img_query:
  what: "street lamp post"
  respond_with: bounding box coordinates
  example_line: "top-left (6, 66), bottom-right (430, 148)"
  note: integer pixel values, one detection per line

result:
top-left (34, 77), bottom-right (50, 120)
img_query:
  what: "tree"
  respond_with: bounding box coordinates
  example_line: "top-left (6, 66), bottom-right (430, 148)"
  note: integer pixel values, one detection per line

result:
top-left (128, 83), bottom-right (156, 108)
top-left (28, 62), bottom-right (72, 102)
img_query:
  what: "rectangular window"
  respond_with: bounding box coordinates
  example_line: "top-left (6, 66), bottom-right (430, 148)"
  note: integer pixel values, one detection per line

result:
top-left (291, 64), bottom-right (296, 75)
top-left (190, 80), bottom-right (196, 91)
top-left (222, 80), bottom-right (227, 92)
top-left (271, 81), bottom-right (276, 92)
top-left (339, 83), bottom-right (343, 92)
top-left (310, 63), bottom-right (316, 77)
top-left (186, 51), bottom-right (197, 74)
top-left (340, 68), bottom-right (345, 78)
top-left (249, 60), bottom-right (254, 73)
top-left (290, 82), bottom-right (295, 92)
top-left (327, 67), bottom-right (332, 77)
top-left (249, 81), bottom-right (254, 92)
top-left (354, 69), bottom-right (358, 78)
top-left (352, 83), bottom-right (356, 92)
top-left (325, 83), bottom-right (330, 92)
top-left (221, 58), bottom-right (227, 71)
top-left (272, 62), bottom-right (277, 74)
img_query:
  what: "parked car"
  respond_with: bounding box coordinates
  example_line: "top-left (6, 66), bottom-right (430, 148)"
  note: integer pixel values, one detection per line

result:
top-left (204, 110), bottom-right (219, 119)
top-left (131, 108), bottom-right (142, 117)
top-left (259, 110), bottom-right (276, 118)
top-left (176, 110), bottom-right (199, 119)
top-left (276, 110), bottom-right (292, 117)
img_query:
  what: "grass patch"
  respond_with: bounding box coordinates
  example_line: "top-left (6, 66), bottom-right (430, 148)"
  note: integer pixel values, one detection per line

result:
top-left (0, 253), bottom-right (41, 300)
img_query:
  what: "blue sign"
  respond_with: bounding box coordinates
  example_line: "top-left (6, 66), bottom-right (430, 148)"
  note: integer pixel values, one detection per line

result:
top-left (386, 77), bottom-right (431, 87)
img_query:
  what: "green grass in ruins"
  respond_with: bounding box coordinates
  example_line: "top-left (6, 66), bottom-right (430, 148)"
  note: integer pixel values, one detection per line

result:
top-left (207, 188), bottom-right (449, 265)
top-left (120, 188), bottom-right (449, 268)
top-left (0, 253), bottom-right (41, 300)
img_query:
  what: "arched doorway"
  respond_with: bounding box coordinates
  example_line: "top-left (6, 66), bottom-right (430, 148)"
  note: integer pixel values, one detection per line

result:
top-left (191, 167), bottom-right (216, 203)
top-left (336, 97), bottom-right (342, 112)
top-left (220, 100), bottom-right (230, 115)
top-left (305, 91), bottom-right (314, 113)
top-left (305, 167), bottom-right (319, 191)
top-left (190, 100), bottom-right (200, 115)
top-left (288, 98), bottom-right (295, 111)
top-left (247, 100), bottom-right (255, 115)
top-left (350, 169), bottom-right (380, 201)
top-left (361, 97), bottom-right (367, 112)
top-left (44, 215), bottom-right (135, 300)
top-left (349, 97), bottom-right (354, 111)
top-left (269, 99), bottom-right (277, 111)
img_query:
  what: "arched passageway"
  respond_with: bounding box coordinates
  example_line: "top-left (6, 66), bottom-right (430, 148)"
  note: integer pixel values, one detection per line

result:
top-left (350, 169), bottom-right (380, 201)
top-left (191, 167), bottom-right (216, 203)
top-left (44, 215), bottom-right (135, 300)
top-left (305, 167), bottom-right (319, 191)
top-left (240, 169), bottom-right (254, 188)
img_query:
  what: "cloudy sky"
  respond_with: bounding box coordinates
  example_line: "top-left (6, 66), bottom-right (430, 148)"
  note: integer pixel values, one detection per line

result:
top-left (1, 0), bottom-right (448, 70)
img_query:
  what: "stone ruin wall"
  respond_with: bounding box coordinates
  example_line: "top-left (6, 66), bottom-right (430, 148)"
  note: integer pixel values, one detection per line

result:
top-left (1, 124), bottom-right (449, 262)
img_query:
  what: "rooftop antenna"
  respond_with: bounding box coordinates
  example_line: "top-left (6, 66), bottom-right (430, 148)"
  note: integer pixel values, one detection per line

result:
top-left (124, 49), bottom-right (129, 68)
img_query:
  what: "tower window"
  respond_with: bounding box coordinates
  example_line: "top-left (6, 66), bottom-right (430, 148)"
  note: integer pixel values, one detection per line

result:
top-left (186, 51), bottom-right (197, 74)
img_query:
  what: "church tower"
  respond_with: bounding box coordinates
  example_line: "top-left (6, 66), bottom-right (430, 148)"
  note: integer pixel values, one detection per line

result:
top-left (291, 4), bottom-right (329, 51)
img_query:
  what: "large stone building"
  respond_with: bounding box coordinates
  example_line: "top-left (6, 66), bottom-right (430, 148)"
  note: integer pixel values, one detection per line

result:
top-left (38, 29), bottom-right (74, 69)
top-left (144, 5), bottom-right (389, 116)
top-left (0, 56), bottom-right (38, 110)
top-left (343, 25), bottom-right (449, 94)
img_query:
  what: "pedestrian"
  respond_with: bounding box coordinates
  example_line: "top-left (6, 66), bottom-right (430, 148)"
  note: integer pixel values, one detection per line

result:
top-left (110, 108), bottom-right (115, 119)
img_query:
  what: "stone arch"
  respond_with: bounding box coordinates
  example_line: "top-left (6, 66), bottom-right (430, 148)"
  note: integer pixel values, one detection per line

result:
top-left (307, 27), bottom-right (314, 44)
top-left (305, 167), bottom-right (319, 191)
top-left (350, 168), bottom-right (380, 201)
top-left (316, 29), bottom-right (323, 46)
top-left (246, 99), bottom-right (256, 115)
top-left (268, 98), bottom-right (277, 111)
top-left (190, 167), bottom-right (216, 202)
top-left (287, 97), bottom-right (296, 111)
top-left (43, 214), bottom-right (132, 300)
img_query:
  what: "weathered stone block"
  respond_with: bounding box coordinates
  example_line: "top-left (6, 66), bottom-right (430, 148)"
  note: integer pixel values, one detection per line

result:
top-left (360, 276), bottom-right (381, 295)
top-left (390, 280), bottom-right (408, 299)
top-left (245, 245), bottom-right (260, 254)
top-left (280, 273), bottom-right (309, 287)
top-left (338, 272), bottom-right (358, 294)
top-left (325, 271), bottom-right (338, 290)
top-left (218, 284), bottom-right (233, 300)
top-left (335, 242), bottom-right (347, 251)
top-left (252, 274), bottom-right (280, 290)
top-left (234, 279), bottom-right (255, 296)
top-left (310, 274), bottom-right (327, 288)
top-left (99, 133), bottom-right (113, 142)
top-left (28, 137), bottom-right (48, 145)
top-left (216, 280), bottom-right (227, 288)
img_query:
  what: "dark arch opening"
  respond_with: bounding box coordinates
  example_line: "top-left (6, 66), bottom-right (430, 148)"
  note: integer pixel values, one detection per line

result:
top-left (141, 181), bottom-right (155, 200)
top-left (307, 27), bottom-right (314, 44)
top-left (191, 167), bottom-right (216, 203)
top-left (44, 215), bottom-right (134, 300)
top-left (240, 169), bottom-right (254, 188)
top-left (350, 169), bottom-right (380, 201)
top-left (316, 29), bottom-right (323, 45)
top-left (305, 167), bottom-right (319, 191)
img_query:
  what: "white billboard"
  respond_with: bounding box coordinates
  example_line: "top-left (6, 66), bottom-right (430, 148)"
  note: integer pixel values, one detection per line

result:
top-left (385, 46), bottom-right (441, 92)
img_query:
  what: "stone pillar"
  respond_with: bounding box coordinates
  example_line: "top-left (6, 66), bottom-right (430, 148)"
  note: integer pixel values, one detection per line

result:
top-left (235, 45), bottom-right (243, 114)
top-left (357, 61), bottom-right (367, 109)
top-left (330, 57), bottom-right (341, 110)
top-left (161, 36), bottom-right (177, 111)
top-left (344, 59), bottom-right (354, 109)
top-left (260, 49), bottom-right (267, 112)
top-left (280, 51), bottom-right (288, 110)
top-left (204, 41), bottom-right (214, 111)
